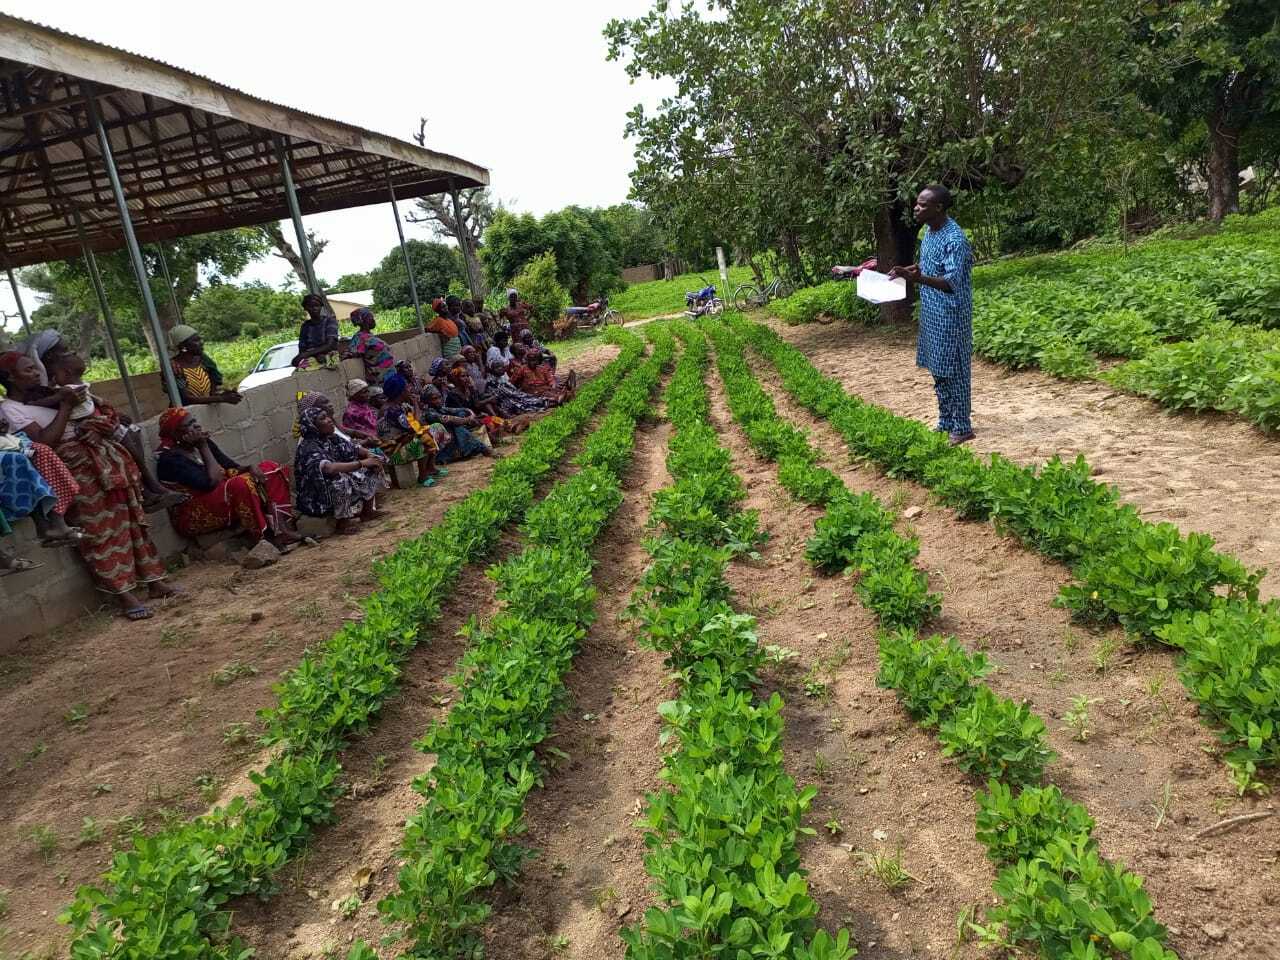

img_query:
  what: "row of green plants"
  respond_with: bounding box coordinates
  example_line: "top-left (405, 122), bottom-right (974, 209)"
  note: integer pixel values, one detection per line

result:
top-left (62, 332), bottom-right (648, 960)
top-left (621, 322), bottom-right (854, 960)
top-left (730, 314), bottom-right (1279, 793)
top-left (707, 318), bottom-right (1176, 959)
top-left (363, 328), bottom-right (677, 959)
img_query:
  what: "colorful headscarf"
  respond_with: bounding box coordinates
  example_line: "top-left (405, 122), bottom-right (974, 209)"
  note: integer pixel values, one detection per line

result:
top-left (350, 307), bottom-right (375, 328)
top-left (158, 407), bottom-right (191, 449)
top-left (169, 324), bottom-right (199, 350)
top-left (431, 297), bottom-right (447, 315)
top-left (429, 357), bottom-right (448, 377)
top-left (346, 378), bottom-right (369, 399)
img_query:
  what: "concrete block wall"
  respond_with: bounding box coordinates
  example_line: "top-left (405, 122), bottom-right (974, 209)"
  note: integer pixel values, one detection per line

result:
top-left (1, 332), bottom-right (442, 646)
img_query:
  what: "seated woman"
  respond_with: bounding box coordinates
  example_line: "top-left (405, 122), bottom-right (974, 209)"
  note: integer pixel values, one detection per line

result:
top-left (420, 383), bottom-right (494, 463)
top-left (343, 308), bottom-right (398, 384)
top-left (340, 378), bottom-right (383, 447)
top-left (426, 298), bottom-right (462, 358)
top-left (517, 328), bottom-right (556, 368)
top-left (0, 352), bottom-right (182, 619)
top-left (169, 325), bottom-right (243, 405)
top-left (485, 330), bottom-right (514, 370)
top-left (294, 406), bottom-right (385, 535)
top-left (510, 350), bottom-right (576, 405)
top-left (485, 358), bottom-right (553, 419)
top-left (0, 419), bottom-right (83, 574)
top-left (371, 374), bottom-right (442, 488)
top-left (155, 408), bottom-right (298, 546)
top-left (20, 347), bottom-right (183, 511)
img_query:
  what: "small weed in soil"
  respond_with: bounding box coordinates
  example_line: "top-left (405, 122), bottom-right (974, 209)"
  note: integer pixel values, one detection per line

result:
top-left (63, 703), bottom-right (88, 726)
top-left (857, 842), bottom-right (917, 892)
top-left (27, 825), bottom-right (59, 864)
top-left (77, 817), bottom-right (104, 846)
top-left (211, 660), bottom-right (258, 686)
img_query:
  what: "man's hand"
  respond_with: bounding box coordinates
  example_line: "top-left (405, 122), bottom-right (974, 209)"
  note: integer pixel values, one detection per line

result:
top-left (887, 263), bottom-right (922, 282)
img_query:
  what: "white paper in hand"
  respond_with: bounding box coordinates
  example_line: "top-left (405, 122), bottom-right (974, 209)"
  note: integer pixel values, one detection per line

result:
top-left (856, 269), bottom-right (908, 304)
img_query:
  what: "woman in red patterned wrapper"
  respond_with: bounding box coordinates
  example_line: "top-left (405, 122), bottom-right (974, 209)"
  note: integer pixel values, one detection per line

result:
top-left (0, 352), bottom-right (182, 620)
top-left (154, 407), bottom-right (299, 547)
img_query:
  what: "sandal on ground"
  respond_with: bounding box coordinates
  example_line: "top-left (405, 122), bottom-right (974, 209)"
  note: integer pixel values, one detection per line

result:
top-left (418, 477), bottom-right (436, 487)
top-left (121, 605), bottom-right (153, 621)
top-left (947, 430), bottom-right (976, 447)
top-left (0, 555), bottom-right (43, 576)
top-left (433, 468), bottom-right (449, 478)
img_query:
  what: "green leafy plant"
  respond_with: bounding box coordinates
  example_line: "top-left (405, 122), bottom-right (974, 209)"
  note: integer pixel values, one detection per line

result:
top-left (938, 688), bottom-right (1056, 786)
top-left (1063, 696), bottom-right (1100, 742)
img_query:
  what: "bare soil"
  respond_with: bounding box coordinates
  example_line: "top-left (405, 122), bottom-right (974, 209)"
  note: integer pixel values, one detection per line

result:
top-left (773, 320), bottom-right (1280, 598)
top-left (0, 344), bottom-right (618, 959)
top-left (744, 335), bottom-right (1280, 958)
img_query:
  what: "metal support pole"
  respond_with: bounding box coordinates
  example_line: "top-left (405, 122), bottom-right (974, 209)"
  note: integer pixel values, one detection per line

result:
top-left (274, 134), bottom-right (319, 295)
top-left (74, 209), bottom-right (141, 421)
top-left (154, 243), bottom-right (185, 326)
top-left (5, 266), bottom-right (31, 337)
top-left (85, 88), bottom-right (183, 407)
top-left (386, 166), bottom-right (424, 334)
top-left (448, 180), bottom-right (480, 303)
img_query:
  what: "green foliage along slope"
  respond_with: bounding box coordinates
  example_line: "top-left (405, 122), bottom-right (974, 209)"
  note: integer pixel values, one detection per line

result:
top-left (62, 334), bottom-right (646, 960)
top-left (708, 315), bottom-right (1175, 959)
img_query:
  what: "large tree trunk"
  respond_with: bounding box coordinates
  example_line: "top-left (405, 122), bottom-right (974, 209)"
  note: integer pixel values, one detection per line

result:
top-left (1206, 110), bottom-right (1241, 222)
top-left (873, 199), bottom-right (916, 324)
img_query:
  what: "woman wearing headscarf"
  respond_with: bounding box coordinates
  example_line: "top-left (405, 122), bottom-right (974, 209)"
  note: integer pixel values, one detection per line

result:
top-left (155, 407), bottom-right (297, 545)
top-left (294, 404), bottom-right (385, 534)
top-left (0, 413), bottom-right (83, 574)
top-left (169, 325), bottom-right (243, 405)
top-left (484, 358), bottom-right (552, 418)
top-left (340, 378), bottom-right (382, 447)
top-left (425, 298), bottom-right (462, 358)
top-left (0, 352), bottom-right (181, 619)
top-left (378, 373), bottom-right (445, 487)
top-left (343, 307), bottom-right (397, 384)
top-left (419, 381), bottom-right (493, 463)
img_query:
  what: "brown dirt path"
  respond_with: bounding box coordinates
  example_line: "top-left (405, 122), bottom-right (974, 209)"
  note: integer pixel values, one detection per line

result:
top-left (745, 357), bottom-right (1280, 959)
top-left (708, 376), bottom-right (992, 959)
top-left (483, 418), bottom-right (673, 960)
top-left (0, 345), bottom-right (619, 959)
top-left (771, 320), bottom-right (1280, 598)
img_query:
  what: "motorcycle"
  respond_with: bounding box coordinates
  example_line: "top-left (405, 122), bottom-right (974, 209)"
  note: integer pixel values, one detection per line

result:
top-left (564, 296), bottom-right (620, 328)
top-left (684, 284), bottom-right (724, 318)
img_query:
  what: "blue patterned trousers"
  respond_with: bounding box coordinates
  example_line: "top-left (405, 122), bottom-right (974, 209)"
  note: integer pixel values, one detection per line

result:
top-left (932, 365), bottom-right (972, 435)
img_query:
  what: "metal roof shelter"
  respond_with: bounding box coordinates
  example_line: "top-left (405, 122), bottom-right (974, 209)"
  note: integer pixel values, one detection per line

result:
top-left (0, 13), bottom-right (488, 407)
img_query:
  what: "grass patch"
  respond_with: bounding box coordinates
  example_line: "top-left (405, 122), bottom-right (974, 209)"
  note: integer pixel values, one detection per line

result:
top-left (612, 266), bottom-right (753, 321)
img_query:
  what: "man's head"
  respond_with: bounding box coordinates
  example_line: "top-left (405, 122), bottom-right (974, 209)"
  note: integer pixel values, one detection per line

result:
top-left (445, 295), bottom-right (462, 317)
top-left (494, 331), bottom-right (510, 348)
top-left (912, 185), bottom-right (953, 227)
top-left (461, 299), bottom-right (476, 316)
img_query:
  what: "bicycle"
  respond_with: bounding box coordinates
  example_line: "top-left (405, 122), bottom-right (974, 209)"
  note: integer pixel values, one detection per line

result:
top-left (732, 274), bottom-right (793, 311)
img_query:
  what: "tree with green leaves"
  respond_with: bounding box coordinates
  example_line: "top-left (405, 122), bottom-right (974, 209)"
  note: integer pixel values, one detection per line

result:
top-left (606, 0), bottom-right (1151, 317)
top-left (482, 206), bottom-right (624, 303)
top-left (370, 239), bottom-right (465, 310)
top-left (1140, 0), bottom-right (1280, 220)
top-left (20, 228), bottom-right (269, 355)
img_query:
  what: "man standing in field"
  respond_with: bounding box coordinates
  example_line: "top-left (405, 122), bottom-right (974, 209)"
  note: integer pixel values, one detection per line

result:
top-left (889, 185), bottom-right (975, 446)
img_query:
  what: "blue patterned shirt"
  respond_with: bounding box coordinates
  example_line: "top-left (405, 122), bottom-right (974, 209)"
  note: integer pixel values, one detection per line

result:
top-left (915, 217), bottom-right (974, 378)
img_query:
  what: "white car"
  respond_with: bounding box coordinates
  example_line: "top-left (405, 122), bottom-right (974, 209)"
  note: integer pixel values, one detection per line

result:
top-left (237, 340), bottom-right (299, 393)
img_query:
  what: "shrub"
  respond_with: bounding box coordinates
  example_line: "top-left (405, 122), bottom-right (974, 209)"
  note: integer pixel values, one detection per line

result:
top-left (510, 251), bottom-right (569, 339)
top-left (184, 284), bottom-right (265, 340)
top-left (876, 630), bottom-right (988, 727)
top-left (974, 781), bottom-right (1096, 867)
top-left (772, 281), bottom-right (871, 325)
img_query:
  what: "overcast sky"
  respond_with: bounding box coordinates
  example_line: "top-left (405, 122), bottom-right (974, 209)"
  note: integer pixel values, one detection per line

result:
top-left (0, 0), bottom-right (669, 331)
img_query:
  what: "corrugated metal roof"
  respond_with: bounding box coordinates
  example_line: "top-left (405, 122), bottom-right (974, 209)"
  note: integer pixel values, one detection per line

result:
top-left (0, 13), bottom-right (489, 268)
